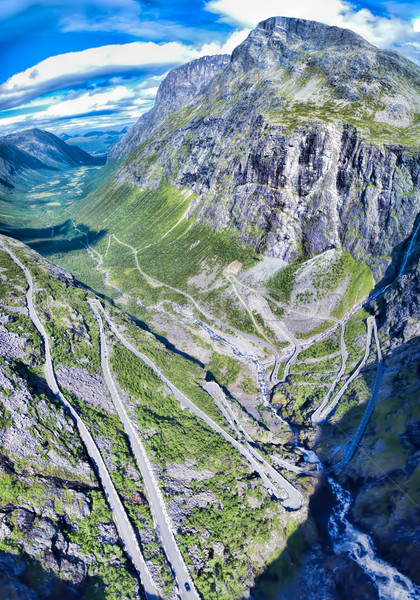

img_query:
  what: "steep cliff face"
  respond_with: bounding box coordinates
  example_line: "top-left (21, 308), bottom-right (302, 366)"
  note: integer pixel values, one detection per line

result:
top-left (109, 54), bottom-right (230, 160)
top-left (111, 16), bottom-right (420, 280)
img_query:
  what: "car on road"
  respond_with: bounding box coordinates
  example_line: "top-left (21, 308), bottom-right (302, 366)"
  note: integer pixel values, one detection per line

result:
top-left (184, 582), bottom-right (191, 591)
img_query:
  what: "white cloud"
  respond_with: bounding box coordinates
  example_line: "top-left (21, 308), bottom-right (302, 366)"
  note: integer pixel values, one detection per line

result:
top-left (205, 0), bottom-right (345, 28)
top-left (43, 86), bottom-right (136, 118)
top-left (0, 114), bottom-right (27, 128)
top-left (414, 18), bottom-right (420, 33)
top-left (0, 40), bottom-right (206, 110)
top-left (200, 28), bottom-right (251, 55)
top-left (0, 79), bottom-right (157, 135)
top-left (204, 0), bottom-right (420, 53)
top-left (0, 28), bottom-right (250, 113)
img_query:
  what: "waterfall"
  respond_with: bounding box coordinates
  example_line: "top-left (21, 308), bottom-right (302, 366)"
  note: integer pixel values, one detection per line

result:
top-left (398, 219), bottom-right (420, 278)
top-left (328, 478), bottom-right (420, 600)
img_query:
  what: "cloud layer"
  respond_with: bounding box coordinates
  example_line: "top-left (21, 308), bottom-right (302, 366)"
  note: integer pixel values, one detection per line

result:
top-left (1, 41), bottom-right (202, 110)
top-left (0, 27), bottom-right (248, 134)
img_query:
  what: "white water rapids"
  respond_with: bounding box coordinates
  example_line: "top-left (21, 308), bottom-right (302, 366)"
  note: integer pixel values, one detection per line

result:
top-left (398, 219), bottom-right (420, 278)
top-left (328, 478), bottom-right (420, 599)
top-left (194, 319), bottom-right (420, 599)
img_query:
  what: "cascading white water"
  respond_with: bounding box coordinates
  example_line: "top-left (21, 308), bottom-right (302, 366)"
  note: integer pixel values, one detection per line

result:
top-left (398, 219), bottom-right (420, 278)
top-left (195, 319), bottom-right (271, 401)
top-left (194, 318), bottom-right (420, 599)
top-left (328, 478), bottom-right (420, 600)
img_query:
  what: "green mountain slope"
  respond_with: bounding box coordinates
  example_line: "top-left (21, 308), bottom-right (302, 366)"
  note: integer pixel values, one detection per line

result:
top-left (0, 235), bottom-right (310, 600)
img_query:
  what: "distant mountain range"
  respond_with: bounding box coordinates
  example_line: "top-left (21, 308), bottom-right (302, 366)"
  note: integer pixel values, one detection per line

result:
top-left (0, 128), bottom-right (105, 189)
top-left (59, 127), bottom-right (129, 155)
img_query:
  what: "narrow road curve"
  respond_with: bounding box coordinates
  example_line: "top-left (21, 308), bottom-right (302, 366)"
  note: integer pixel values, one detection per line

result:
top-left (230, 275), bottom-right (340, 325)
top-left (229, 279), bottom-right (273, 348)
top-left (271, 455), bottom-right (308, 475)
top-left (203, 382), bottom-right (306, 500)
top-left (108, 234), bottom-right (275, 356)
top-left (256, 293), bottom-right (301, 384)
top-left (203, 381), bottom-right (253, 444)
top-left (331, 319), bottom-right (383, 470)
top-left (310, 323), bottom-right (349, 425)
top-left (92, 300), bottom-right (302, 510)
top-left (0, 239), bottom-right (160, 600)
top-left (311, 318), bottom-right (375, 425)
top-left (89, 301), bottom-right (199, 600)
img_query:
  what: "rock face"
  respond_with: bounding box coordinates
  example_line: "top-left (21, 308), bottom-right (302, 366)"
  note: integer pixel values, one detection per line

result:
top-left (110, 16), bottom-right (420, 280)
top-left (109, 54), bottom-right (230, 160)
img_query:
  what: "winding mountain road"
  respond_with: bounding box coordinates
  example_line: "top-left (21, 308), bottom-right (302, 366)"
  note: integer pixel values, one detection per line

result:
top-left (255, 293), bottom-right (301, 384)
top-left (107, 234), bottom-right (280, 369)
top-left (331, 319), bottom-right (383, 470)
top-left (0, 239), bottom-right (160, 600)
top-left (312, 318), bottom-right (375, 424)
top-left (203, 382), bottom-right (305, 501)
top-left (310, 323), bottom-right (349, 424)
top-left (91, 300), bottom-right (302, 510)
top-left (89, 301), bottom-right (199, 600)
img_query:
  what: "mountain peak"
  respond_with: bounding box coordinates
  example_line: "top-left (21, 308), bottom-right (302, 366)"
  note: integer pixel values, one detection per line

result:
top-left (109, 53), bottom-right (230, 159)
top-left (154, 54), bottom-right (231, 117)
top-left (256, 16), bottom-right (370, 49)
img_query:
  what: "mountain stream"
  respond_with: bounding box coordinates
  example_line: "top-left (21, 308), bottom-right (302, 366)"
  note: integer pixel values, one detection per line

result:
top-left (194, 319), bottom-right (420, 600)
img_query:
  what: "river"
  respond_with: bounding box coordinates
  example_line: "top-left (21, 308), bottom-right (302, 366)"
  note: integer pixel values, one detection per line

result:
top-left (194, 318), bottom-right (420, 600)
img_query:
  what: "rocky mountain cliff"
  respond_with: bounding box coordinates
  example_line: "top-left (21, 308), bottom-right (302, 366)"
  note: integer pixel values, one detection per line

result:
top-left (109, 16), bottom-right (420, 281)
top-left (109, 54), bottom-right (230, 160)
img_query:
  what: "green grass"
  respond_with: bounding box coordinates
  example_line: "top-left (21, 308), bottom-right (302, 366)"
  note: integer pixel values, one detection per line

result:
top-left (298, 336), bottom-right (340, 360)
top-left (291, 356), bottom-right (339, 374)
top-left (344, 310), bottom-right (370, 368)
top-left (295, 321), bottom-right (331, 340)
top-left (266, 260), bottom-right (303, 304)
top-left (75, 178), bottom-right (192, 250)
top-left (207, 352), bottom-right (242, 389)
top-left (266, 251), bottom-right (372, 320)
top-left (108, 327), bottom-right (228, 429)
top-left (330, 253), bottom-right (373, 318)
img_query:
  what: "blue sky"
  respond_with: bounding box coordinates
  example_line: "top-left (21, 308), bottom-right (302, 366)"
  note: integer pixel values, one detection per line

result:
top-left (0, 0), bottom-right (419, 135)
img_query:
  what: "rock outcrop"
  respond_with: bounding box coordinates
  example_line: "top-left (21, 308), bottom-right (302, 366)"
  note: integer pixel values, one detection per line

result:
top-left (109, 54), bottom-right (230, 160)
